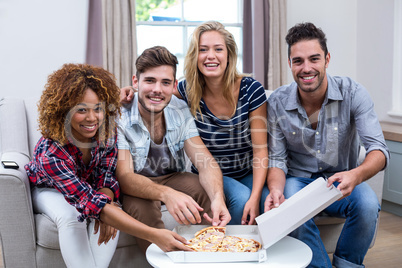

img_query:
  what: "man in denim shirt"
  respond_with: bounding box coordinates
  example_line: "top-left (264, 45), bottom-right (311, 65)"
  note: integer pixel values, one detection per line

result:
top-left (116, 46), bottom-right (230, 254)
top-left (264, 23), bottom-right (389, 268)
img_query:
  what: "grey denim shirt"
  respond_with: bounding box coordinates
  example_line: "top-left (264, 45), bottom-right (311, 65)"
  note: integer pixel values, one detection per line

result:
top-left (267, 74), bottom-right (389, 178)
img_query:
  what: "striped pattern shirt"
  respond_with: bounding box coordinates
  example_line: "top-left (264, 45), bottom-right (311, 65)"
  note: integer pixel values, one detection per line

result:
top-left (177, 77), bottom-right (267, 179)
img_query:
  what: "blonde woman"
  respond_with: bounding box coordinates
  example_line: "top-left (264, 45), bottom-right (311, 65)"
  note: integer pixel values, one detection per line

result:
top-left (177, 21), bottom-right (269, 225)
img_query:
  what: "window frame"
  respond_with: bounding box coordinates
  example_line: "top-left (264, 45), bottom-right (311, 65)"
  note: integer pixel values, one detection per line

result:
top-left (135, 0), bottom-right (243, 78)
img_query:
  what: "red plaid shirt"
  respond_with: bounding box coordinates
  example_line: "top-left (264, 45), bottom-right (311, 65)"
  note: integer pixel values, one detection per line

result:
top-left (25, 136), bottom-right (120, 222)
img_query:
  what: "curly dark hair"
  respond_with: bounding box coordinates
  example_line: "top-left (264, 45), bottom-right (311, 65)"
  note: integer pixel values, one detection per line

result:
top-left (285, 22), bottom-right (328, 59)
top-left (38, 63), bottom-right (121, 146)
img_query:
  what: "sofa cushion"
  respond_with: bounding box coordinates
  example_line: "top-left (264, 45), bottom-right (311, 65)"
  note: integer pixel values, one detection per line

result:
top-left (35, 213), bottom-right (60, 249)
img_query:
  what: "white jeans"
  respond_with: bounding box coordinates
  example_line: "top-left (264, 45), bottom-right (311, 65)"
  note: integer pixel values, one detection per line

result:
top-left (32, 187), bottom-right (119, 268)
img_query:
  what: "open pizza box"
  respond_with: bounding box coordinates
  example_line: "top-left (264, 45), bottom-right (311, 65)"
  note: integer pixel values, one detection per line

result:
top-left (166, 177), bottom-right (342, 263)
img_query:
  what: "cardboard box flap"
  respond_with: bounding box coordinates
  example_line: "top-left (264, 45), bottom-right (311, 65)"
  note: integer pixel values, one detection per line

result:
top-left (255, 177), bottom-right (342, 249)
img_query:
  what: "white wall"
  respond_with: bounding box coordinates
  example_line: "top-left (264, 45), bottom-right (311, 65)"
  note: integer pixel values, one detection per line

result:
top-left (287, 0), bottom-right (358, 81)
top-left (356, 0), bottom-right (401, 124)
top-left (0, 0), bottom-right (399, 124)
top-left (287, 0), bottom-right (400, 124)
top-left (0, 0), bottom-right (89, 103)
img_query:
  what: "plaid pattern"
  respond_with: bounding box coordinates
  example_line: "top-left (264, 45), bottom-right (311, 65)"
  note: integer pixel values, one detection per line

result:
top-left (25, 136), bottom-right (120, 222)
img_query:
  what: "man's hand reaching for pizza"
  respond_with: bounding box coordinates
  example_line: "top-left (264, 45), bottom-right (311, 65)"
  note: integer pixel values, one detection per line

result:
top-left (162, 188), bottom-right (204, 225)
top-left (202, 198), bottom-right (231, 227)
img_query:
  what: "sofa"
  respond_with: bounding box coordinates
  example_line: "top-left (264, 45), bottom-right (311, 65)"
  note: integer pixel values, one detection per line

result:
top-left (0, 93), bottom-right (384, 267)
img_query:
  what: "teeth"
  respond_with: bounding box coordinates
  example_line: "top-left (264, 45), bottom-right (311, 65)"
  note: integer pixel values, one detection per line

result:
top-left (83, 125), bottom-right (96, 130)
top-left (206, 64), bottom-right (218, 67)
top-left (303, 76), bottom-right (315, 80)
top-left (150, 97), bottom-right (161, 101)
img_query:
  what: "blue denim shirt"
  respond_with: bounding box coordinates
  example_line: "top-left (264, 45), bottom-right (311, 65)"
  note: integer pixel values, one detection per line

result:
top-left (117, 93), bottom-right (199, 173)
top-left (267, 74), bottom-right (390, 178)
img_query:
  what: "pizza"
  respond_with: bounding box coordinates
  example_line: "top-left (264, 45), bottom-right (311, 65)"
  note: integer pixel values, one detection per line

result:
top-left (185, 226), bottom-right (261, 252)
top-left (219, 235), bottom-right (261, 252)
top-left (186, 226), bottom-right (226, 252)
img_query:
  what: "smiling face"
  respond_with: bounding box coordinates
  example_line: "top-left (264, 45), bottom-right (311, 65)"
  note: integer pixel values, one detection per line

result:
top-left (70, 88), bottom-right (104, 144)
top-left (135, 65), bottom-right (177, 116)
top-left (197, 30), bottom-right (228, 79)
top-left (289, 39), bottom-right (330, 94)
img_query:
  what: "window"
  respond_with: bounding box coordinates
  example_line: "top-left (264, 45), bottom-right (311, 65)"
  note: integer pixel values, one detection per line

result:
top-left (135, 0), bottom-right (243, 80)
top-left (389, 0), bottom-right (402, 118)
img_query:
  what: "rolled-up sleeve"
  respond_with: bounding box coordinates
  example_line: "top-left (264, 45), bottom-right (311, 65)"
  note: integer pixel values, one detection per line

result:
top-left (352, 84), bottom-right (390, 169)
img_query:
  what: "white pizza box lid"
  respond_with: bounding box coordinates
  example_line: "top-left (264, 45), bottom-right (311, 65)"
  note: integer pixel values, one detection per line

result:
top-left (255, 177), bottom-right (342, 250)
top-left (166, 177), bottom-right (341, 263)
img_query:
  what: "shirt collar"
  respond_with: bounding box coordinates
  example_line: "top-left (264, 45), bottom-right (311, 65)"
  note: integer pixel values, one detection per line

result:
top-left (285, 73), bottom-right (343, 111)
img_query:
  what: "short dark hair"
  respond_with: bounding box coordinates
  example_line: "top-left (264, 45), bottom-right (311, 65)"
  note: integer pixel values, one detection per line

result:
top-left (285, 22), bottom-right (328, 59)
top-left (135, 46), bottom-right (178, 79)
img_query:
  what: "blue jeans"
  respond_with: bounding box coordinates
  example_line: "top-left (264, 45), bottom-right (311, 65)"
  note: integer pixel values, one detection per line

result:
top-left (284, 175), bottom-right (380, 268)
top-left (223, 174), bottom-right (270, 225)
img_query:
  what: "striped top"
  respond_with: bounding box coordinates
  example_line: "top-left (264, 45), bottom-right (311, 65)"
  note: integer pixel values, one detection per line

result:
top-left (177, 77), bottom-right (267, 179)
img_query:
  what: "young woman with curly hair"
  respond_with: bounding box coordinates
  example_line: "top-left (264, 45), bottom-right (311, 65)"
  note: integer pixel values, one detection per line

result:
top-left (25, 63), bottom-right (191, 268)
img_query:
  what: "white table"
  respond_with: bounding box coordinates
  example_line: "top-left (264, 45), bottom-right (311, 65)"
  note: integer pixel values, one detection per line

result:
top-left (146, 236), bottom-right (312, 268)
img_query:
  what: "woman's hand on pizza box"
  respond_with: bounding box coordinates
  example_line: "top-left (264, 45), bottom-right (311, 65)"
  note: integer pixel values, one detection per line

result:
top-left (152, 229), bottom-right (194, 252)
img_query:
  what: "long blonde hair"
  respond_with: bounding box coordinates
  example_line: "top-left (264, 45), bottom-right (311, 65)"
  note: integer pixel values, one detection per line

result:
top-left (184, 21), bottom-right (245, 117)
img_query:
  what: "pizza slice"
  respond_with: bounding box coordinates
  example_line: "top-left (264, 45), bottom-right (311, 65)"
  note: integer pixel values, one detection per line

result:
top-left (185, 226), bottom-right (226, 252)
top-left (217, 235), bottom-right (261, 252)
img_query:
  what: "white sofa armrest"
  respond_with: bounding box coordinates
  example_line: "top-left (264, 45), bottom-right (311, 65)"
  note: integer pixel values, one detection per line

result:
top-left (0, 97), bottom-right (37, 267)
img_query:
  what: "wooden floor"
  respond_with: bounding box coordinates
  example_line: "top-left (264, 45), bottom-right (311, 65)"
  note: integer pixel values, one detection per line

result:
top-left (363, 210), bottom-right (402, 267)
top-left (0, 211), bottom-right (400, 268)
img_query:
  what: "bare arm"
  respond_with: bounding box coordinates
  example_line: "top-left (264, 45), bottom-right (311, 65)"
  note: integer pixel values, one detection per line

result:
top-left (116, 149), bottom-right (167, 200)
top-left (99, 203), bottom-right (192, 252)
top-left (264, 167), bottom-right (286, 212)
top-left (242, 103), bottom-right (268, 225)
top-left (184, 136), bottom-right (231, 226)
top-left (327, 150), bottom-right (386, 197)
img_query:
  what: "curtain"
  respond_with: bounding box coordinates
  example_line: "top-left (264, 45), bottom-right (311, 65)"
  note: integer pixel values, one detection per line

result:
top-left (86, 0), bottom-right (103, 67)
top-left (242, 0), bottom-right (287, 90)
top-left (101, 0), bottom-right (137, 88)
